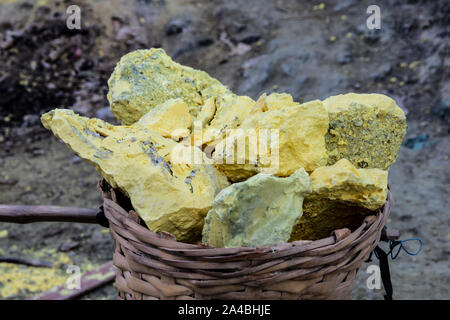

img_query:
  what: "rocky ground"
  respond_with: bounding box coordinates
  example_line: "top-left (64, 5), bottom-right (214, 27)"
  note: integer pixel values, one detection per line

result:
top-left (0, 0), bottom-right (448, 299)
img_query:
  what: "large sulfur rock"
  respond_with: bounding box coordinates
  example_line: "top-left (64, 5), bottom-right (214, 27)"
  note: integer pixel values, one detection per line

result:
top-left (203, 95), bottom-right (256, 143)
top-left (135, 98), bottom-right (192, 139)
top-left (251, 92), bottom-right (300, 112)
top-left (107, 48), bottom-right (229, 124)
top-left (41, 109), bottom-right (229, 243)
top-left (212, 94), bottom-right (329, 181)
top-left (185, 94), bottom-right (257, 152)
top-left (202, 168), bottom-right (311, 248)
top-left (290, 159), bottom-right (388, 241)
top-left (323, 93), bottom-right (407, 170)
top-left (205, 92), bottom-right (297, 145)
top-left (308, 158), bottom-right (388, 210)
top-left (108, 48), bottom-right (244, 125)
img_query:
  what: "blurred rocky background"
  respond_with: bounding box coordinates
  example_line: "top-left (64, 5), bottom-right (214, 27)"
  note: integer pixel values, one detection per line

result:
top-left (0, 0), bottom-right (448, 299)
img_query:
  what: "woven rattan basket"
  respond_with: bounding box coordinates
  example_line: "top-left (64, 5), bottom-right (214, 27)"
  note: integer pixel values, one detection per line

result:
top-left (98, 179), bottom-right (391, 300)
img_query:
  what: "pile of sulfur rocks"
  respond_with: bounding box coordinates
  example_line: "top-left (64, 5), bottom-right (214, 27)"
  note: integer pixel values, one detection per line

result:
top-left (41, 48), bottom-right (406, 248)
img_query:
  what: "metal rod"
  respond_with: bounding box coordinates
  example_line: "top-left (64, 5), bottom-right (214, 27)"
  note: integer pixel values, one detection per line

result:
top-left (0, 256), bottom-right (53, 268)
top-left (0, 205), bottom-right (99, 224)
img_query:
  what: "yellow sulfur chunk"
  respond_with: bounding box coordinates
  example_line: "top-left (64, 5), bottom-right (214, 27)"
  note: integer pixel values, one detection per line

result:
top-left (204, 94), bottom-right (256, 142)
top-left (108, 48), bottom-right (232, 125)
top-left (41, 109), bottom-right (229, 243)
top-left (290, 159), bottom-right (388, 241)
top-left (202, 168), bottom-right (311, 248)
top-left (213, 95), bottom-right (329, 181)
top-left (108, 48), bottom-right (256, 143)
top-left (252, 92), bottom-right (300, 112)
top-left (195, 97), bottom-right (217, 128)
top-left (209, 93), bottom-right (297, 136)
top-left (308, 158), bottom-right (388, 210)
top-left (323, 93), bottom-right (407, 170)
top-left (135, 98), bottom-right (192, 139)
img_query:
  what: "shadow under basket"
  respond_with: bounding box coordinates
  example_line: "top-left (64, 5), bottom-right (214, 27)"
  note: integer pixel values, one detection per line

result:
top-left (98, 179), bottom-right (391, 300)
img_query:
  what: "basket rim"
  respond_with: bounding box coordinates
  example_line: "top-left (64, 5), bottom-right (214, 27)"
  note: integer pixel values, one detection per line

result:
top-left (98, 179), bottom-right (391, 256)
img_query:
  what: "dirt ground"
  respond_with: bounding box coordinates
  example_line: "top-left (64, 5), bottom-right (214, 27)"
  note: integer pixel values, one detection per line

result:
top-left (0, 0), bottom-right (448, 300)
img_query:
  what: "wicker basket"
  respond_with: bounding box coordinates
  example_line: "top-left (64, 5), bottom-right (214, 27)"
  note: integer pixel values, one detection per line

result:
top-left (98, 180), bottom-right (391, 300)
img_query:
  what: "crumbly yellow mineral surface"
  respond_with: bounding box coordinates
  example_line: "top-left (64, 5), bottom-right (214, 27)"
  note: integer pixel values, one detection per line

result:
top-left (135, 98), bottom-right (192, 139)
top-left (203, 94), bottom-right (256, 143)
top-left (41, 109), bottom-right (229, 243)
top-left (108, 48), bottom-right (238, 125)
top-left (212, 95), bottom-right (329, 181)
top-left (202, 168), bottom-right (311, 248)
top-left (0, 247), bottom-right (91, 299)
top-left (323, 93), bottom-right (407, 170)
top-left (290, 159), bottom-right (388, 241)
top-left (309, 158), bottom-right (388, 210)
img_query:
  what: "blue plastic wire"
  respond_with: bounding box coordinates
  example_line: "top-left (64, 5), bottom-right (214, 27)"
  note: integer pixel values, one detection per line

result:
top-left (388, 238), bottom-right (423, 259)
top-left (373, 238), bottom-right (423, 260)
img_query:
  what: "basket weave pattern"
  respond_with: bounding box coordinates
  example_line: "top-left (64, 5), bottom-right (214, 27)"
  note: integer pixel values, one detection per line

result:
top-left (99, 181), bottom-right (391, 300)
